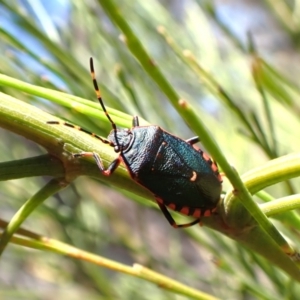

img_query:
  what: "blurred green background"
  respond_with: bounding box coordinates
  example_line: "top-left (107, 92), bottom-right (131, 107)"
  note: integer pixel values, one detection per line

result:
top-left (1, 0), bottom-right (300, 299)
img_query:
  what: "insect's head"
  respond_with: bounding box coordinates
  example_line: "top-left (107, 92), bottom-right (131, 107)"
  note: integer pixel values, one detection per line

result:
top-left (107, 128), bottom-right (133, 153)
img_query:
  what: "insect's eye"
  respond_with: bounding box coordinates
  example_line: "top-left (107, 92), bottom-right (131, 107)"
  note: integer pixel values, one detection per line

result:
top-left (114, 145), bottom-right (120, 152)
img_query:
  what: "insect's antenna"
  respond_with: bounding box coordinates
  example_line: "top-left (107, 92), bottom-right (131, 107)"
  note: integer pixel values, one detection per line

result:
top-left (90, 57), bottom-right (121, 151)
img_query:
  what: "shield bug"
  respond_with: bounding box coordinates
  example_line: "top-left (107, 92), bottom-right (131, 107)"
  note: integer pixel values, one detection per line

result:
top-left (47, 58), bottom-right (222, 228)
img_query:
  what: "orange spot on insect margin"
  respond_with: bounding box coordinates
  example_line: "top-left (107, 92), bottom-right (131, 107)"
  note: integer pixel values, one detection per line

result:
top-left (192, 144), bottom-right (200, 151)
top-left (156, 198), bottom-right (164, 205)
top-left (204, 206), bottom-right (217, 217)
top-left (203, 210), bottom-right (213, 217)
top-left (192, 209), bottom-right (202, 218)
top-left (202, 151), bottom-right (211, 161)
top-left (180, 207), bottom-right (190, 215)
top-left (211, 163), bottom-right (218, 172)
top-left (168, 203), bottom-right (176, 210)
top-left (217, 173), bottom-right (222, 182)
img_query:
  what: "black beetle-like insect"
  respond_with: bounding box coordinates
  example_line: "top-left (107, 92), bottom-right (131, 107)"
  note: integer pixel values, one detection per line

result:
top-left (47, 58), bottom-right (222, 228)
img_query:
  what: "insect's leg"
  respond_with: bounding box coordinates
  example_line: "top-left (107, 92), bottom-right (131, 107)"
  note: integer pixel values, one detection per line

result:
top-left (156, 200), bottom-right (200, 228)
top-left (186, 136), bottom-right (199, 145)
top-left (132, 116), bottom-right (139, 127)
top-left (73, 152), bottom-right (121, 176)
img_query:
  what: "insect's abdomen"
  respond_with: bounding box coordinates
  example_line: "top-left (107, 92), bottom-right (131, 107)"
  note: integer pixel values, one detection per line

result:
top-left (130, 130), bottom-right (222, 213)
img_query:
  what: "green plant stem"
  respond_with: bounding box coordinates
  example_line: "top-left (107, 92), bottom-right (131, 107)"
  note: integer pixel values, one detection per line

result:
top-left (0, 178), bottom-right (67, 255)
top-left (0, 73), bottom-right (133, 126)
top-left (0, 155), bottom-right (64, 180)
top-left (241, 153), bottom-right (300, 194)
top-left (256, 191), bottom-right (300, 229)
top-left (3, 232), bottom-right (219, 300)
top-left (260, 194), bottom-right (300, 217)
top-left (251, 54), bottom-right (277, 156)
